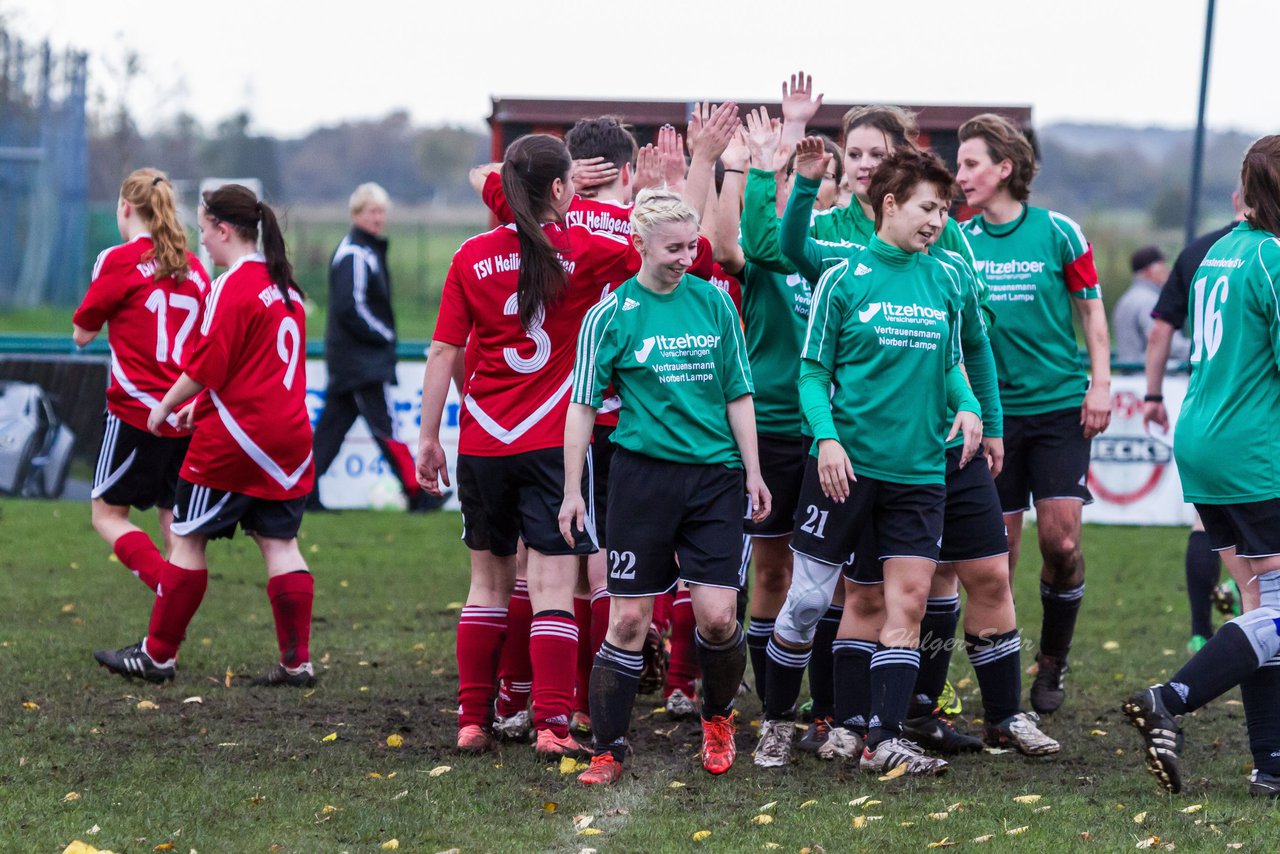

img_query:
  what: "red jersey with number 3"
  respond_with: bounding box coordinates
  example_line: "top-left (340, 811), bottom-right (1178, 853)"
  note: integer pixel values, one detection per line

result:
top-left (73, 234), bottom-right (210, 437)
top-left (436, 222), bottom-right (683, 456)
top-left (180, 255), bottom-right (314, 499)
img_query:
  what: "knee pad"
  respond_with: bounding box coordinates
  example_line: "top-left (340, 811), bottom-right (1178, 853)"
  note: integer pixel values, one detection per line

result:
top-left (774, 554), bottom-right (842, 645)
top-left (1231, 605), bottom-right (1280, 665)
top-left (1258, 569), bottom-right (1280, 608)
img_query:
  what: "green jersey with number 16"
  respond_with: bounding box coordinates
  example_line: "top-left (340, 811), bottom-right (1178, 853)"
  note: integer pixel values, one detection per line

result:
top-left (1175, 222), bottom-right (1280, 503)
top-left (960, 206), bottom-right (1102, 416)
top-left (572, 274), bottom-right (754, 468)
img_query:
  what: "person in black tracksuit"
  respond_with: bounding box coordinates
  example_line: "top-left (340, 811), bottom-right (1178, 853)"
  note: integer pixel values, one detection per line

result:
top-left (310, 182), bottom-right (442, 512)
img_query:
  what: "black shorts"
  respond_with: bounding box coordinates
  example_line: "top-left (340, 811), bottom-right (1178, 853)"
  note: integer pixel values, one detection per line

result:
top-left (92, 411), bottom-right (189, 511)
top-left (996, 407), bottom-right (1093, 513)
top-left (790, 455), bottom-right (945, 568)
top-left (171, 478), bottom-right (305, 541)
top-left (745, 434), bottom-right (807, 537)
top-left (606, 449), bottom-right (745, 597)
top-left (1196, 500), bottom-right (1280, 559)
top-left (457, 448), bottom-right (596, 558)
top-left (939, 444), bottom-right (1010, 563)
top-left (591, 424), bottom-right (617, 549)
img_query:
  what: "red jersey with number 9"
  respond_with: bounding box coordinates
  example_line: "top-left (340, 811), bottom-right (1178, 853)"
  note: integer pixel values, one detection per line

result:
top-left (73, 234), bottom-right (210, 438)
top-left (180, 254), bottom-right (314, 499)
top-left (434, 223), bottom-right (652, 456)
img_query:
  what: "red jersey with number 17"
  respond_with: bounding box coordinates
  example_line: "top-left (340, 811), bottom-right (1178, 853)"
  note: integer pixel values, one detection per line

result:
top-left (73, 234), bottom-right (210, 437)
top-left (435, 223), bottom-right (654, 456)
top-left (180, 254), bottom-right (314, 500)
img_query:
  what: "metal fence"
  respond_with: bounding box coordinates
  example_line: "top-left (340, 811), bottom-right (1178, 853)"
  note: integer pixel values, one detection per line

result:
top-left (0, 28), bottom-right (88, 308)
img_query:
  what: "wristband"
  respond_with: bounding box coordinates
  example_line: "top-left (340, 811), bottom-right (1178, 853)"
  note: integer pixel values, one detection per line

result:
top-left (1144, 394), bottom-right (1164, 403)
top-left (722, 168), bottom-right (745, 175)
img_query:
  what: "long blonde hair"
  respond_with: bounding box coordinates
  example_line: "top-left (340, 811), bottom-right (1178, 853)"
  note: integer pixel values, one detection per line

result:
top-left (121, 168), bottom-right (189, 280)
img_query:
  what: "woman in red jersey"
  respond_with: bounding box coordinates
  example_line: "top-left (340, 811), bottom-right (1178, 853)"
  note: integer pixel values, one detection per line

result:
top-left (93, 184), bottom-right (318, 689)
top-left (73, 168), bottom-right (209, 591)
top-left (417, 132), bottom-right (721, 757)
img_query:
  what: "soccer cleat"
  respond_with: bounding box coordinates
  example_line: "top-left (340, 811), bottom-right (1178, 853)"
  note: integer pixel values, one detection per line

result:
top-left (937, 679), bottom-right (963, 716)
top-left (701, 715), bottom-right (737, 775)
top-left (903, 709), bottom-right (984, 754)
top-left (493, 709), bottom-right (533, 742)
top-left (984, 711), bottom-right (1060, 756)
top-left (94, 641), bottom-right (175, 684)
top-left (753, 719), bottom-right (795, 768)
top-left (859, 737), bottom-right (950, 776)
top-left (1249, 769), bottom-right (1280, 798)
top-left (796, 717), bottom-right (833, 754)
top-left (637, 625), bottom-right (667, 694)
top-left (1186, 634), bottom-right (1209, 655)
top-left (1122, 687), bottom-right (1185, 793)
top-left (578, 753), bottom-right (623, 786)
top-left (1211, 580), bottom-right (1242, 617)
top-left (664, 688), bottom-right (697, 719)
top-left (534, 728), bottom-right (586, 759)
top-left (456, 724), bottom-right (495, 752)
top-left (1030, 654), bottom-right (1069, 714)
top-left (251, 661), bottom-right (317, 688)
top-left (816, 726), bottom-right (864, 761)
top-left (569, 710), bottom-right (592, 737)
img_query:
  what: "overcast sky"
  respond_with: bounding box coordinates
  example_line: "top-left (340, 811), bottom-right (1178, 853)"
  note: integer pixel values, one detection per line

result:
top-left (3, 0), bottom-right (1277, 137)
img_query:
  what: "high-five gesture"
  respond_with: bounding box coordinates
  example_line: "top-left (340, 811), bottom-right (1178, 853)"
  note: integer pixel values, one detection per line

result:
top-left (780, 69), bottom-right (823, 127)
top-left (743, 106), bottom-right (781, 171)
top-left (794, 136), bottom-right (833, 182)
top-left (657, 124), bottom-right (687, 192)
top-left (688, 101), bottom-right (740, 164)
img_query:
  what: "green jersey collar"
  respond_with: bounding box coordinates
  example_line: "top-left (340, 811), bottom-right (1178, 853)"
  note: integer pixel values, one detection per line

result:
top-left (869, 235), bottom-right (921, 269)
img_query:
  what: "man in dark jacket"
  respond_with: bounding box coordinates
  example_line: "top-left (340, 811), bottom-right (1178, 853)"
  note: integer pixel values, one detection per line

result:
top-left (309, 183), bottom-right (442, 512)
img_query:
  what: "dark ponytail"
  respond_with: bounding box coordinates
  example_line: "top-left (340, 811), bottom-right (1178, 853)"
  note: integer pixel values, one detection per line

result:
top-left (501, 134), bottom-right (572, 329)
top-left (201, 184), bottom-right (302, 308)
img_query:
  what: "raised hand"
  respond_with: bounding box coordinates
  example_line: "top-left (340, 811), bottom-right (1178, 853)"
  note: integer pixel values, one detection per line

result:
top-left (781, 69), bottom-right (823, 127)
top-left (686, 101), bottom-right (713, 156)
top-left (794, 136), bottom-right (832, 182)
top-left (688, 101), bottom-right (740, 163)
top-left (571, 156), bottom-right (618, 197)
top-left (722, 127), bottom-right (750, 172)
top-left (744, 105), bottom-right (780, 169)
top-left (657, 124), bottom-right (687, 191)
top-left (633, 143), bottom-right (662, 193)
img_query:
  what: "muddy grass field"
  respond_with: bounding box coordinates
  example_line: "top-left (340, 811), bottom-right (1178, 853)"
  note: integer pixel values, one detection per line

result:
top-left (1, 499), bottom-right (1276, 853)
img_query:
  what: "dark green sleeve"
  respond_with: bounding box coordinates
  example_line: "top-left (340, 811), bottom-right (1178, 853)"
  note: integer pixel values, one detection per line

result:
top-left (939, 219), bottom-right (997, 329)
top-left (958, 275), bottom-right (1003, 437)
top-left (740, 169), bottom-right (797, 275)
top-left (798, 358), bottom-right (838, 441)
top-left (779, 175), bottom-right (826, 285)
top-left (945, 363), bottom-right (981, 417)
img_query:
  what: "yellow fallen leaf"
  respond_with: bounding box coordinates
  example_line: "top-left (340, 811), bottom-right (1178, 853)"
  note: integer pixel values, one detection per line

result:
top-left (321, 732), bottom-right (338, 743)
top-left (1136, 837), bottom-right (1159, 850)
top-left (764, 845), bottom-right (782, 851)
top-left (136, 700), bottom-right (159, 711)
top-left (445, 601), bottom-right (463, 610)
top-left (386, 734), bottom-right (404, 748)
top-left (1226, 845), bottom-right (1243, 850)
top-left (751, 814), bottom-right (773, 825)
top-left (542, 801), bottom-right (558, 813)
top-left (62, 844), bottom-right (110, 854)
top-left (692, 831), bottom-right (711, 842)
top-left (1013, 794), bottom-right (1041, 804)
top-left (879, 764), bottom-right (907, 781)
top-left (799, 799), bottom-right (818, 809)
top-left (22, 701), bottom-right (39, 710)
top-left (1180, 803), bottom-right (1203, 814)
top-left (413, 642), bottom-right (425, 650)
top-left (380, 840), bottom-right (399, 851)
top-left (1133, 811), bottom-right (1148, 824)
top-left (321, 804), bottom-right (339, 815)
top-left (578, 828), bottom-right (603, 836)
top-left (1090, 729), bottom-right (1108, 736)
top-left (1034, 806), bottom-right (1051, 813)
top-left (759, 800), bottom-right (778, 811)
top-left (62, 792), bottom-right (80, 802)
top-left (955, 677), bottom-right (972, 689)
top-left (367, 772), bottom-right (383, 779)
top-left (1007, 826), bottom-right (1029, 836)
top-left (668, 780), bottom-right (686, 788)
top-left (1103, 640), bottom-right (1120, 650)
top-left (428, 765), bottom-right (451, 777)
top-left (945, 802), bottom-right (964, 812)
top-left (928, 812), bottom-right (950, 820)
top-left (154, 845), bottom-right (175, 852)
top-left (927, 840), bottom-right (957, 849)
top-left (973, 835), bottom-right (995, 843)
top-left (900, 821), bottom-right (915, 827)
top-left (559, 756), bottom-right (578, 774)
top-left (62, 603), bottom-right (76, 613)
top-left (224, 669), bottom-right (233, 688)
top-left (849, 795), bottom-right (872, 806)
top-left (852, 816), bottom-right (869, 829)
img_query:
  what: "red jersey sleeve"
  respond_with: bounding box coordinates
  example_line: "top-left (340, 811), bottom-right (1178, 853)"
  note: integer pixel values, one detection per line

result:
top-left (482, 171), bottom-right (515, 225)
top-left (432, 253), bottom-right (475, 346)
top-left (73, 246), bottom-right (131, 331)
top-left (689, 236), bottom-right (715, 281)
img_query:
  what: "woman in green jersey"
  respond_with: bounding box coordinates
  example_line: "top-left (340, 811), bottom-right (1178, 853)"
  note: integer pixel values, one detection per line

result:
top-left (1124, 136), bottom-right (1280, 799)
top-left (769, 143), bottom-right (983, 776)
top-left (561, 188), bottom-right (771, 785)
top-left (956, 113), bottom-right (1112, 715)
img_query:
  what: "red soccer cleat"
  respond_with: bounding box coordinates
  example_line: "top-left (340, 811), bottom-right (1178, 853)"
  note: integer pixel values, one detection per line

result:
top-left (578, 753), bottom-right (623, 786)
top-left (701, 714), bottom-right (737, 775)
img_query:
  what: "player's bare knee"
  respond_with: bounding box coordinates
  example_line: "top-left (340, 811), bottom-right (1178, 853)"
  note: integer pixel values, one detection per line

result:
top-left (848, 585), bottom-right (885, 621)
top-left (608, 604), bottom-right (649, 646)
top-left (697, 609), bottom-right (738, 644)
top-left (755, 565), bottom-right (791, 598)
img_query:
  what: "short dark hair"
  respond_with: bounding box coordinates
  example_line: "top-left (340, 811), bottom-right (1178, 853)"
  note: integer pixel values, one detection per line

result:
top-left (866, 148), bottom-right (956, 230)
top-left (1242, 135), bottom-right (1280, 237)
top-left (565, 116), bottom-right (638, 170)
top-left (785, 135), bottom-right (845, 186)
top-left (958, 113), bottom-right (1038, 201)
